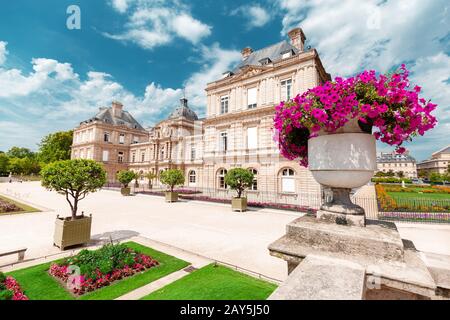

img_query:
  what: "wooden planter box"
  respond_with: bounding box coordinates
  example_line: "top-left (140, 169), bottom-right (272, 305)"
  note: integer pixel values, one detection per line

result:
top-left (54, 215), bottom-right (92, 250)
top-left (165, 192), bottom-right (179, 203)
top-left (232, 197), bottom-right (248, 212)
top-left (121, 187), bottom-right (131, 196)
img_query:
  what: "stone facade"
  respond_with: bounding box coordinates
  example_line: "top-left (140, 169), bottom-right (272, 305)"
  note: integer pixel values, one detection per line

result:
top-left (71, 28), bottom-right (330, 204)
top-left (376, 152), bottom-right (417, 178)
top-left (417, 145), bottom-right (450, 176)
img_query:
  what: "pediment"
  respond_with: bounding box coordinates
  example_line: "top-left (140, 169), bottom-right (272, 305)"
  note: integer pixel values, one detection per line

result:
top-left (234, 65), bottom-right (267, 80)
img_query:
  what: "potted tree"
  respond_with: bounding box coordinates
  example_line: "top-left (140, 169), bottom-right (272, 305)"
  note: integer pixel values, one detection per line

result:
top-left (40, 159), bottom-right (106, 250)
top-left (117, 170), bottom-right (136, 196)
top-left (274, 65), bottom-right (437, 226)
top-left (225, 168), bottom-right (254, 212)
top-left (145, 172), bottom-right (157, 189)
top-left (159, 169), bottom-right (185, 202)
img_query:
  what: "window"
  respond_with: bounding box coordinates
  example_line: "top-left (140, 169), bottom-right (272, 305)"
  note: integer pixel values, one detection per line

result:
top-left (281, 168), bottom-right (295, 193)
top-left (141, 151), bottom-right (145, 162)
top-left (118, 152), bottom-right (124, 163)
top-left (131, 153), bottom-right (136, 163)
top-left (250, 169), bottom-right (258, 191)
top-left (218, 169), bottom-right (228, 189)
top-left (282, 51), bottom-right (292, 59)
top-left (247, 127), bottom-right (258, 149)
top-left (160, 146), bottom-right (165, 159)
top-left (189, 170), bottom-right (196, 185)
top-left (86, 148), bottom-right (92, 159)
top-left (88, 129), bottom-right (93, 141)
top-left (102, 150), bottom-right (109, 162)
top-left (119, 133), bottom-right (125, 144)
top-left (247, 87), bottom-right (257, 109)
top-left (104, 132), bottom-right (110, 142)
top-left (220, 96), bottom-right (229, 114)
top-left (220, 132), bottom-right (228, 152)
top-left (281, 79), bottom-right (292, 102)
top-left (133, 136), bottom-right (139, 144)
top-left (191, 145), bottom-right (196, 161)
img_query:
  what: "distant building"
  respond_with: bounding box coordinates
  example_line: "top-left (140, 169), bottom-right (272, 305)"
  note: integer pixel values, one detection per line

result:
top-left (417, 145), bottom-right (450, 176)
top-left (376, 152), bottom-right (417, 178)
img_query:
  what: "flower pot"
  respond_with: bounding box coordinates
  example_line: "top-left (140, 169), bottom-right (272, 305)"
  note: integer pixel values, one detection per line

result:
top-left (308, 119), bottom-right (376, 226)
top-left (165, 191), bottom-right (179, 203)
top-left (232, 197), bottom-right (247, 212)
top-left (54, 215), bottom-right (92, 250)
top-left (121, 187), bottom-right (131, 196)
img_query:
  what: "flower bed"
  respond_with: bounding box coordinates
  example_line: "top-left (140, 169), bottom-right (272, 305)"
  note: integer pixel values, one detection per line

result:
top-left (0, 198), bottom-right (21, 213)
top-left (0, 272), bottom-right (28, 300)
top-left (49, 243), bottom-right (159, 296)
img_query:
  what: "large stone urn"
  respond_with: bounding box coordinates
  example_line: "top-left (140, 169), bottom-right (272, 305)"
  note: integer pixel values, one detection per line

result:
top-left (308, 118), bottom-right (376, 227)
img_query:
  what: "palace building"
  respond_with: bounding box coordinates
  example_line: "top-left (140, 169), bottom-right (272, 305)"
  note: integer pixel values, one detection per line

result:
top-left (71, 28), bottom-right (331, 204)
top-left (376, 151), bottom-right (417, 178)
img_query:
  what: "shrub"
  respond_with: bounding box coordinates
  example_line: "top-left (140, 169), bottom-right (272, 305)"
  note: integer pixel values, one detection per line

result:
top-left (41, 159), bottom-right (106, 219)
top-left (0, 289), bottom-right (13, 300)
top-left (224, 168), bottom-right (255, 198)
top-left (371, 177), bottom-right (411, 184)
top-left (160, 169), bottom-right (185, 192)
top-left (0, 272), bottom-right (6, 283)
top-left (116, 170), bottom-right (137, 188)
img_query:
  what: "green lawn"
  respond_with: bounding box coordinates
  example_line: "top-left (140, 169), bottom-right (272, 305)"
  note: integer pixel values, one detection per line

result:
top-left (387, 192), bottom-right (450, 201)
top-left (142, 264), bottom-right (277, 300)
top-left (0, 195), bottom-right (40, 215)
top-left (7, 242), bottom-right (189, 300)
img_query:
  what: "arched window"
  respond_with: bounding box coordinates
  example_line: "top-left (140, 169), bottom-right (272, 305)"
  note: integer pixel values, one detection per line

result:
top-left (281, 168), bottom-right (295, 193)
top-left (249, 168), bottom-right (258, 191)
top-left (217, 169), bottom-right (228, 189)
top-left (189, 170), bottom-right (196, 185)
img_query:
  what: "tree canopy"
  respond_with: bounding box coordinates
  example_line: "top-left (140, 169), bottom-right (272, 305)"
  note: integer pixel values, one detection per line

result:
top-left (224, 168), bottom-right (254, 198)
top-left (160, 169), bottom-right (185, 192)
top-left (116, 170), bottom-right (137, 188)
top-left (38, 130), bottom-right (73, 163)
top-left (41, 159), bottom-right (106, 218)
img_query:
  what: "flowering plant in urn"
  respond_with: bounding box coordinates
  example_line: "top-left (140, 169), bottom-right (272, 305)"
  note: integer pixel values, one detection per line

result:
top-left (274, 65), bottom-right (437, 226)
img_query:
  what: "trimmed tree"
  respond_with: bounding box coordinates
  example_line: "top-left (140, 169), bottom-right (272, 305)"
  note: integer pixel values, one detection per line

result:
top-left (117, 170), bottom-right (137, 188)
top-left (160, 169), bottom-right (185, 192)
top-left (41, 159), bottom-right (106, 219)
top-left (145, 172), bottom-right (157, 189)
top-left (225, 168), bottom-right (254, 198)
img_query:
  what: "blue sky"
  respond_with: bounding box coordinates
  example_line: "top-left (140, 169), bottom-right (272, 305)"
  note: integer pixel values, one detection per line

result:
top-left (0, 0), bottom-right (449, 161)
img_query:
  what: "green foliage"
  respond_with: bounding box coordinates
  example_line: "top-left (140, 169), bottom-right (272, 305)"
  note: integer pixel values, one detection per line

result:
top-left (430, 172), bottom-right (445, 183)
top-left (0, 289), bottom-right (13, 300)
top-left (145, 172), bottom-right (157, 187)
top-left (7, 157), bottom-right (41, 176)
top-left (38, 130), bottom-right (73, 163)
top-left (371, 177), bottom-right (411, 184)
top-left (224, 168), bottom-right (254, 198)
top-left (62, 243), bottom-right (135, 281)
top-left (159, 169), bottom-right (185, 192)
top-left (0, 154), bottom-right (9, 176)
top-left (40, 159), bottom-right (106, 218)
top-left (0, 272), bottom-right (6, 283)
top-left (116, 170), bottom-right (137, 188)
top-left (6, 147), bottom-right (35, 159)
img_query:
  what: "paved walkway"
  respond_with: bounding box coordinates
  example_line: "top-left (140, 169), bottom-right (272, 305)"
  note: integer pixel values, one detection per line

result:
top-left (1, 182), bottom-right (449, 279)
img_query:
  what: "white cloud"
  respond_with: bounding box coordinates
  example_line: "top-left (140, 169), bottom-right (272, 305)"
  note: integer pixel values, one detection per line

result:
top-left (231, 4), bottom-right (271, 29)
top-left (105, 0), bottom-right (211, 49)
top-left (0, 41), bottom-right (7, 65)
top-left (110, 0), bottom-right (131, 13)
top-left (184, 43), bottom-right (241, 113)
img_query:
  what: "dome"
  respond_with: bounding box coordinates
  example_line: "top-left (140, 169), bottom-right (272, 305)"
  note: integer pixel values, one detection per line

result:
top-left (168, 98), bottom-right (199, 121)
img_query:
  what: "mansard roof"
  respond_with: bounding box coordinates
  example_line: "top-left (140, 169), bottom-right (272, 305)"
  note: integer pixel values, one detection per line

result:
top-left (81, 107), bottom-right (145, 131)
top-left (232, 40), bottom-right (300, 73)
top-left (168, 98), bottom-right (199, 121)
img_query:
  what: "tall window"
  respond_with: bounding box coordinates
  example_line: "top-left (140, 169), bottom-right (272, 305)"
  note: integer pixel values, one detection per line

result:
top-left (119, 133), bottom-right (125, 144)
top-left (160, 146), bottom-right (165, 159)
top-left (86, 148), bottom-right (92, 159)
top-left (281, 79), bottom-right (292, 102)
top-left (247, 87), bottom-right (257, 109)
top-left (281, 168), bottom-right (295, 193)
top-left (131, 153), bottom-right (136, 163)
top-left (189, 170), bottom-right (196, 185)
top-left (220, 132), bottom-right (228, 152)
top-left (218, 169), bottom-right (228, 189)
top-left (102, 150), bottom-right (109, 162)
top-left (104, 132), bottom-right (110, 142)
top-left (191, 145), bottom-right (196, 161)
top-left (247, 127), bottom-right (258, 149)
top-left (118, 151), bottom-right (124, 163)
top-left (133, 136), bottom-right (139, 144)
top-left (249, 168), bottom-right (258, 191)
top-left (220, 96), bottom-right (229, 114)
top-left (141, 151), bottom-right (145, 162)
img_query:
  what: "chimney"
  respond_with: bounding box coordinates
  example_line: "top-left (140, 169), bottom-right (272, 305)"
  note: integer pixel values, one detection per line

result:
top-left (111, 101), bottom-right (123, 118)
top-left (241, 47), bottom-right (253, 60)
top-left (288, 27), bottom-right (306, 52)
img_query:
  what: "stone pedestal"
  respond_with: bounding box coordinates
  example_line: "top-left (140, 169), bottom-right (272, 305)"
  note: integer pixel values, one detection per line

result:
top-left (268, 215), bottom-right (446, 300)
